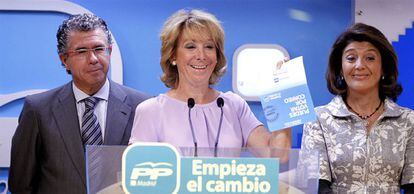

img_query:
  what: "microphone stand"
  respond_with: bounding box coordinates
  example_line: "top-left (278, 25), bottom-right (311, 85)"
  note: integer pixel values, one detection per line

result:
top-left (214, 97), bottom-right (224, 157)
top-left (187, 98), bottom-right (198, 157)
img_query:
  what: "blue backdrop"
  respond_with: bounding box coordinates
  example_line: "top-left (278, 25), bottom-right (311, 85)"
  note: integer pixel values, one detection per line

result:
top-left (0, 1), bottom-right (360, 190)
top-left (3, 1), bottom-right (414, 192)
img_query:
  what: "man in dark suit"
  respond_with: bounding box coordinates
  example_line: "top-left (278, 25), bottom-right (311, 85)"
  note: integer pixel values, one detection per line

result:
top-left (8, 14), bottom-right (149, 194)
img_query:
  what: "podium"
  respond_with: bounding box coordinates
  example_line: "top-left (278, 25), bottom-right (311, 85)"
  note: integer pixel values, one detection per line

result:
top-left (86, 145), bottom-right (319, 194)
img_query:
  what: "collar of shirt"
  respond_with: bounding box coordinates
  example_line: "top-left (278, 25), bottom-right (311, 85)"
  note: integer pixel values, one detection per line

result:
top-left (328, 95), bottom-right (403, 118)
top-left (72, 79), bottom-right (110, 141)
top-left (72, 79), bottom-right (110, 103)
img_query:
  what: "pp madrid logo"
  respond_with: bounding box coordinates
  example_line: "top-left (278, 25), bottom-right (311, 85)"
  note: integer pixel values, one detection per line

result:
top-left (122, 143), bottom-right (180, 194)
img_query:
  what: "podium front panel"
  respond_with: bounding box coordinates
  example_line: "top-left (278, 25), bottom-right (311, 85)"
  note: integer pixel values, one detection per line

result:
top-left (86, 146), bottom-right (319, 194)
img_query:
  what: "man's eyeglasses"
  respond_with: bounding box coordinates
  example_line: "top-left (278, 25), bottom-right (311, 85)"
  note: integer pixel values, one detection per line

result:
top-left (65, 46), bottom-right (111, 58)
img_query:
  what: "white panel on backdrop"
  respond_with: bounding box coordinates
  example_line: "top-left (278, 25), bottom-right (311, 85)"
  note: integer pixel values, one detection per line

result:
top-left (0, 0), bottom-right (124, 167)
top-left (0, 118), bottom-right (17, 167)
top-left (0, 90), bottom-right (48, 107)
top-left (232, 44), bottom-right (289, 101)
top-left (355, 0), bottom-right (414, 42)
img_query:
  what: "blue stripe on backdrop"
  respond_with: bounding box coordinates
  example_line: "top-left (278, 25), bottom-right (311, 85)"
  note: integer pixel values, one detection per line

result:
top-left (0, 168), bottom-right (8, 194)
top-left (393, 22), bottom-right (414, 110)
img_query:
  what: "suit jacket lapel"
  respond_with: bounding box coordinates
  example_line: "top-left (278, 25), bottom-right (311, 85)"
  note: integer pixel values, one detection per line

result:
top-left (104, 81), bottom-right (131, 145)
top-left (53, 83), bottom-right (86, 185)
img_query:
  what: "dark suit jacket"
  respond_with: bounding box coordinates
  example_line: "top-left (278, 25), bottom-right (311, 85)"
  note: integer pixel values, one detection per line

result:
top-left (8, 81), bottom-right (149, 194)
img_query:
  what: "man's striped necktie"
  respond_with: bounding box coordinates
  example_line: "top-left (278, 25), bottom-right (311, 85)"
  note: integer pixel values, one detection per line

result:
top-left (81, 97), bottom-right (103, 145)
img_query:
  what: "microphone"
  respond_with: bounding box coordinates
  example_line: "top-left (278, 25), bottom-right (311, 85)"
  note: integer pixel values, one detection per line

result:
top-left (214, 97), bottom-right (224, 157)
top-left (187, 98), bottom-right (197, 157)
top-left (187, 97), bottom-right (195, 108)
top-left (217, 97), bottom-right (224, 108)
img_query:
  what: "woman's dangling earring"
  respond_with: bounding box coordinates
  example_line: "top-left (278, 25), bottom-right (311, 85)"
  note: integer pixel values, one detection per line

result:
top-left (172, 60), bottom-right (177, 66)
top-left (337, 75), bottom-right (345, 88)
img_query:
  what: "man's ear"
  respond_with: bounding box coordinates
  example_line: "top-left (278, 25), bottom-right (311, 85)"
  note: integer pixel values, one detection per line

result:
top-left (108, 45), bottom-right (113, 55)
top-left (59, 54), bottom-right (70, 70)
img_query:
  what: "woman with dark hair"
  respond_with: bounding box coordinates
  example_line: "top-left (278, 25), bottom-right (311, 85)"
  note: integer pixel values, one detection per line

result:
top-left (301, 23), bottom-right (414, 193)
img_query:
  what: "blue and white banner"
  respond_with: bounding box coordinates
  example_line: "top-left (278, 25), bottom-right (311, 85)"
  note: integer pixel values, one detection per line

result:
top-left (180, 157), bottom-right (279, 194)
top-left (122, 143), bottom-right (279, 194)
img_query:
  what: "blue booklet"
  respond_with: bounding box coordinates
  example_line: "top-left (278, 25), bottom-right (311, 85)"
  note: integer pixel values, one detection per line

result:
top-left (260, 56), bottom-right (316, 131)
